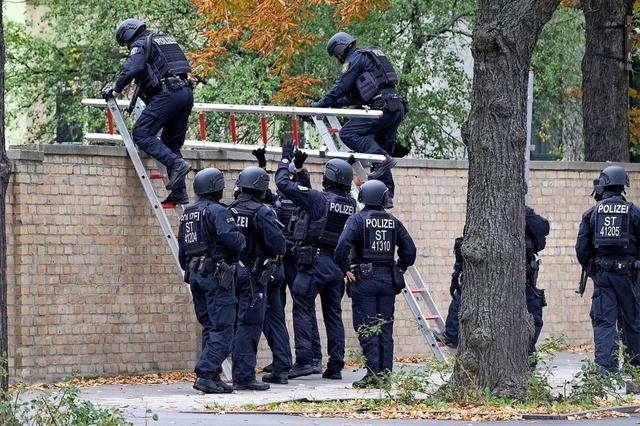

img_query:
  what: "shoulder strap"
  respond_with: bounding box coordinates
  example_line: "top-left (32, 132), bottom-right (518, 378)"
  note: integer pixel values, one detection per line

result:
top-left (145, 33), bottom-right (154, 62)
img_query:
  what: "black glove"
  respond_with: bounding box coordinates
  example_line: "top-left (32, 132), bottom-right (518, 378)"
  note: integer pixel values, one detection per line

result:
top-left (281, 140), bottom-right (295, 162)
top-left (346, 154), bottom-right (356, 165)
top-left (293, 149), bottom-right (308, 169)
top-left (450, 275), bottom-right (460, 298)
top-left (101, 85), bottom-right (115, 100)
top-left (252, 147), bottom-right (267, 168)
top-left (309, 101), bottom-right (320, 109)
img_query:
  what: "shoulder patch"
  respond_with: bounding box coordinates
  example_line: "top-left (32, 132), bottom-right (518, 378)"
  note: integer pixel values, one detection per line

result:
top-left (297, 185), bottom-right (309, 191)
top-left (342, 62), bottom-right (350, 73)
top-left (130, 47), bottom-right (140, 55)
top-left (226, 217), bottom-right (235, 223)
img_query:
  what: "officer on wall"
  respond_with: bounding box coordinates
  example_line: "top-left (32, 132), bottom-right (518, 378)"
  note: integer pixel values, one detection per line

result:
top-left (177, 168), bottom-right (245, 394)
top-left (229, 167), bottom-right (287, 390)
top-left (334, 180), bottom-right (416, 388)
top-left (310, 32), bottom-right (405, 208)
top-left (576, 165), bottom-right (640, 372)
top-left (103, 19), bottom-right (193, 205)
top-left (251, 148), bottom-right (324, 378)
top-left (275, 142), bottom-right (357, 380)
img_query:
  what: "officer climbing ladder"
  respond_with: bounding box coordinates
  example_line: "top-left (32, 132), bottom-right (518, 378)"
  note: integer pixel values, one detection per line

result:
top-left (83, 97), bottom-right (449, 364)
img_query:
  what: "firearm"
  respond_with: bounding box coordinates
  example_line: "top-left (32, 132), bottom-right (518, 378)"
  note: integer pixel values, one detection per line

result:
top-left (126, 82), bottom-right (141, 115)
top-left (576, 259), bottom-right (593, 297)
top-left (254, 257), bottom-right (279, 287)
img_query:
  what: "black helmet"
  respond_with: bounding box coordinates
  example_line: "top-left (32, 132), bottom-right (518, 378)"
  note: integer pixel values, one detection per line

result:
top-left (324, 159), bottom-right (353, 186)
top-left (116, 18), bottom-right (146, 47)
top-left (326, 32), bottom-right (356, 59)
top-left (193, 167), bottom-right (225, 195)
top-left (237, 166), bottom-right (269, 192)
top-left (358, 180), bottom-right (389, 207)
top-left (599, 165), bottom-right (629, 188)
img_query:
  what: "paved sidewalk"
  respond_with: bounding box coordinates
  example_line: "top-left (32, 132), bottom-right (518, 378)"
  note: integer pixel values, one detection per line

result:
top-left (67, 351), bottom-right (593, 424)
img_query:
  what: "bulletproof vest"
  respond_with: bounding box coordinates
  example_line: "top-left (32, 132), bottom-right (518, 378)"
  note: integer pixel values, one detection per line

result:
top-left (273, 191), bottom-right (298, 237)
top-left (229, 198), bottom-right (265, 259)
top-left (356, 47), bottom-right (399, 102)
top-left (143, 32), bottom-right (191, 91)
top-left (178, 201), bottom-right (214, 259)
top-left (591, 196), bottom-right (635, 255)
top-left (302, 192), bottom-right (356, 248)
top-left (360, 210), bottom-right (397, 263)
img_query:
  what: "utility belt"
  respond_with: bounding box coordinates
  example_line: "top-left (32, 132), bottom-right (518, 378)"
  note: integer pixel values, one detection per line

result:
top-left (349, 262), bottom-right (405, 295)
top-left (594, 257), bottom-right (637, 273)
top-left (368, 91), bottom-right (403, 112)
top-left (187, 256), bottom-right (237, 290)
top-left (293, 245), bottom-right (334, 266)
top-left (159, 76), bottom-right (191, 92)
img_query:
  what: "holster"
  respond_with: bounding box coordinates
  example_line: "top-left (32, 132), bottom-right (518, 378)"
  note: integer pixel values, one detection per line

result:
top-left (255, 258), bottom-right (278, 287)
top-left (392, 265), bottom-right (406, 295)
top-left (215, 261), bottom-right (237, 290)
top-left (295, 246), bottom-right (315, 266)
top-left (358, 263), bottom-right (373, 278)
top-left (183, 267), bottom-right (191, 284)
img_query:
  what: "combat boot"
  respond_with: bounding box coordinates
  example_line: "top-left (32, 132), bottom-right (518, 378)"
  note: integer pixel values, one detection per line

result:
top-left (161, 188), bottom-right (189, 205)
top-left (311, 359), bottom-right (323, 375)
top-left (193, 377), bottom-right (233, 394)
top-left (166, 158), bottom-right (191, 190)
top-left (367, 154), bottom-right (397, 180)
top-left (322, 368), bottom-right (342, 380)
top-left (233, 380), bottom-right (270, 391)
top-left (352, 374), bottom-right (378, 389)
top-left (262, 372), bottom-right (288, 385)
top-left (262, 363), bottom-right (273, 373)
top-left (288, 362), bottom-right (314, 379)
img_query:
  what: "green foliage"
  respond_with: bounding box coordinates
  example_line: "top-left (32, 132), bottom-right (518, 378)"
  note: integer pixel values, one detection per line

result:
top-left (566, 362), bottom-right (626, 406)
top-left (530, 7), bottom-right (584, 159)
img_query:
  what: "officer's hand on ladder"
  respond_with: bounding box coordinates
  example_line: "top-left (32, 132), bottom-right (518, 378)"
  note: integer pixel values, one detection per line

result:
top-left (293, 149), bottom-right (308, 170)
top-left (281, 140), bottom-right (295, 162)
top-left (252, 148), bottom-right (267, 168)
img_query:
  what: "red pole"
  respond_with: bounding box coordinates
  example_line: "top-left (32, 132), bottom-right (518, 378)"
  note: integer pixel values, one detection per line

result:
top-left (105, 109), bottom-right (114, 135)
top-left (229, 114), bottom-right (238, 144)
top-left (260, 115), bottom-right (268, 146)
top-left (198, 112), bottom-right (207, 141)
top-left (291, 116), bottom-right (299, 148)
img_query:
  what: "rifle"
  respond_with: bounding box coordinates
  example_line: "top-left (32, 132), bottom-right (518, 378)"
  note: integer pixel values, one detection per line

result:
top-left (126, 33), bottom-right (154, 115)
top-left (576, 259), bottom-right (593, 297)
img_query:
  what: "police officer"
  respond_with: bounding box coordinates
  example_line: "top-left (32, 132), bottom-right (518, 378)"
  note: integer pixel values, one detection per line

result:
top-left (178, 168), bottom-right (245, 394)
top-left (525, 206), bottom-right (550, 364)
top-left (103, 19), bottom-right (193, 205)
top-left (275, 142), bottom-right (357, 380)
top-left (434, 237), bottom-right (463, 349)
top-left (251, 148), bottom-right (324, 377)
top-left (576, 165), bottom-right (640, 372)
top-left (310, 32), bottom-right (404, 207)
top-left (334, 180), bottom-right (416, 388)
top-left (229, 166), bottom-right (287, 390)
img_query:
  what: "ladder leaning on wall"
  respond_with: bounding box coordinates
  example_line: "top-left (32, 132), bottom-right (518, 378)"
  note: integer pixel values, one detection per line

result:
top-left (82, 98), bottom-right (449, 367)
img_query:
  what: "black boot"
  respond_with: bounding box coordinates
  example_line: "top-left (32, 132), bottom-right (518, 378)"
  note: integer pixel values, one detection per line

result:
top-left (311, 359), bottom-right (323, 375)
top-left (161, 188), bottom-right (189, 205)
top-left (322, 368), bottom-right (342, 380)
top-left (288, 363), bottom-right (314, 379)
top-left (193, 377), bottom-right (234, 394)
top-left (262, 363), bottom-right (273, 373)
top-left (234, 380), bottom-right (270, 391)
top-left (166, 158), bottom-right (191, 190)
top-left (352, 374), bottom-right (378, 389)
top-left (262, 372), bottom-right (288, 384)
top-left (367, 154), bottom-right (397, 180)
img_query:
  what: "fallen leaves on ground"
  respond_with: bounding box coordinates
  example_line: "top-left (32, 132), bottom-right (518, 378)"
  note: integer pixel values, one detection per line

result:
top-left (564, 344), bottom-right (595, 353)
top-left (394, 356), bottom-right (431, 364)
top-left (12, 371), bottom-right (196, 390)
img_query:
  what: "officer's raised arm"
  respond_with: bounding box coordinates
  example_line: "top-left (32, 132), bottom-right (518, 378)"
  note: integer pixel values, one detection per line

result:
top-left (275, 142), bottom-right (321, 211)
top-left (395, 220), bottom-right (417, 270)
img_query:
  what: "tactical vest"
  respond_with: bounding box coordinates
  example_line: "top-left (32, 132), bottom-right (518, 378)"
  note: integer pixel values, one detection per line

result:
top-left (591, 196), bottom-right (635, 255)
top-left (178, 201), bottom-right (215, 259)
top-left (143, 32), bottom-right (191, 91)
top-left (229, 198), bottom-right (265, 260)
top-left (359, 210), bottom-right (397, 264)
top-left (355, 47), bottom-right (399, 102)
top-left (296, 192), bottom-right (356, 249)
top-left (273, 191), bottom-right (298, 238)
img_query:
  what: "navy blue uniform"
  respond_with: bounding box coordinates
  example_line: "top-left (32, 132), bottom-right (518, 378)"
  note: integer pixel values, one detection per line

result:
top-left (272, 169), bottom-right (323, 366)
top-left (334, 207), bottom-right (416, 374)
top-left (178, 197), bottom-right (245, 380)
top-left (316, 46), bottom-right (404, 197)
top-left (230, 193), bottom-right (287, 385)
top-left (275, 163), bottom-right (355, 373)
top-left (442, 237), bottom-right (463, 348)
top-left (114, 31), bottom-right (193, 181)
top-left (576, 192), bottom-right (640, 372)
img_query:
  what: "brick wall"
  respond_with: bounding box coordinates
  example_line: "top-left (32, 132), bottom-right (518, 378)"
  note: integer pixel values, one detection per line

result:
top-left (5, 144), bottom-right (636, 382)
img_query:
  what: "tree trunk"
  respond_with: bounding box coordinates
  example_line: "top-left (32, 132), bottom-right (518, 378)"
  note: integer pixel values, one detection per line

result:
top-left (581, 0), bottom-right (633, 162)
top-left (447, 1), bottom-right (559, 398)
top-left (0, 1), bottom-right (11, 393)
top-left (562, 95), bottom-right (584, 161)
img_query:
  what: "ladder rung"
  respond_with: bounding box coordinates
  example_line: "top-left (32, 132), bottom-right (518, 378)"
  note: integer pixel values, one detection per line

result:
top-left (328, 128), bottom-right (339, 134)
top-left (161, 202), bottom-right (177, 209)
top-left (424, 315), bottom-right (439, 320)
top-left (409, 288), bottom-right (426, 294)
top-left (149, 172), bottom-right (166, 180)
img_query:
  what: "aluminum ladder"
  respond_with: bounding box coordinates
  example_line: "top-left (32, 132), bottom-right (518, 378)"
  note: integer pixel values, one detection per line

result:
top-left (101, 98), bottom-right (234, 380)
top-left (312, 115), bottom-right (449, 364)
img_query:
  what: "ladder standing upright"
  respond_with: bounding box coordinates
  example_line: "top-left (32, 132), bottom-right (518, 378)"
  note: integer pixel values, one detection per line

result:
top-left (312, 116), bottom-right (449, 364)
top-left (102, 99), bottom-right (234, 380)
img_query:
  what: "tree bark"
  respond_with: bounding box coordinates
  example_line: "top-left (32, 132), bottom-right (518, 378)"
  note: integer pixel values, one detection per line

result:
top-left (447, 1), bottom-right (559, 398)
top-left (581, 0), bottom-right (633, 162)
top-left (0, 1), bottom-right (11, 393)
top-left (562, 94), bottom-right (584, 161)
